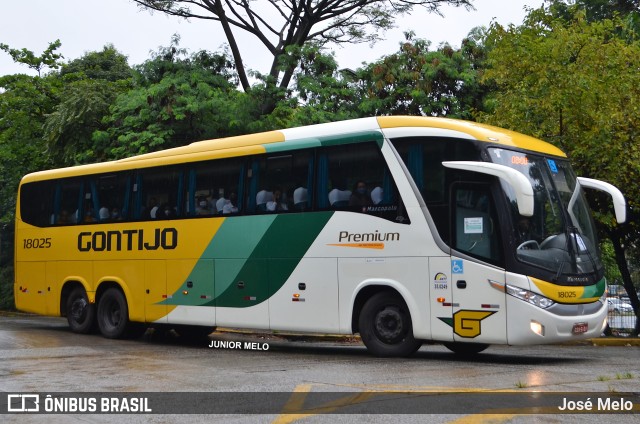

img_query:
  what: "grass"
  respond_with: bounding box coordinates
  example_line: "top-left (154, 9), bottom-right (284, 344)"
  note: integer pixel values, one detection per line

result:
top-left (615, 372), bottom-right (634, 380)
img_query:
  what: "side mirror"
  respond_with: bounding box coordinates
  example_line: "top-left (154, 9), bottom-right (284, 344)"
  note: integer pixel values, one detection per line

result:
top-left (577, 177), bottom-right (626, 224)
top-left (443, 161), bottom-right (534, 217)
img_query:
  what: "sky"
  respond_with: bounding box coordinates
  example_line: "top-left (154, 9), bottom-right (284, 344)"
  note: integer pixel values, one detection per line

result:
top-left (0, 0), bottom-right (545, 77)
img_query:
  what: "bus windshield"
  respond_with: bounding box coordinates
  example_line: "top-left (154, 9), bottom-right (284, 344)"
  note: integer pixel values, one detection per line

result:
top-left (488, 148), bottom-right (602, 280)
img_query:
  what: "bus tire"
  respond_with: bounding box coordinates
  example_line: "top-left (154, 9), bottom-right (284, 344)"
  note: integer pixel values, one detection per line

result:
top-left (443, 342), bottom-right (489, 355)
top-left (66, 287), bottom-right (96, 334)
top-left (97, 287), bottom-right (130, 339)
top-left (358, 291), bottom-right (422, 357)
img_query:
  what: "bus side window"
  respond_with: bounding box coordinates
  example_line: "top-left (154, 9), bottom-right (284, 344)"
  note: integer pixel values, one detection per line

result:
top-left (55, 179), bottom-right (83, 225)
top-left (134, 166), bottom-right (183, 221)
top-left (94, 173), bottom-right (130, 222)
top-left (316, 142), bottom-right (408, 223)
top-left (249, 150), bottom-right (313, 215)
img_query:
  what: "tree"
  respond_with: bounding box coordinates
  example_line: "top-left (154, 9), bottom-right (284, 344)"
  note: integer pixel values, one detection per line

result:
top-left (0, 39), bottom-right (63, 77)
top-left (546, 0), bottom-right (639, 22)
top-left (0, 41), bottom-right (64, 223)
top-left (480, 6), bottom-right (640, 334)
top-left (353, 30), bottom-right (485, 118)
top-left (0, 42), bottom-right (65, 310)
top-left (94, 38), bottom-right (246, 158)
top-left (273, 43), bottom-right (361, 127)
top-left (132, 0), bottom-right (475, 113)
top-left (43, 46), bottom-right (134, 166)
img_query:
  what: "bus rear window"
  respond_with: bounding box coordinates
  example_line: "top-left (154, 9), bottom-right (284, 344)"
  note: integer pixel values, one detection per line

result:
top-left (20, 181), bottom-right (55, 227)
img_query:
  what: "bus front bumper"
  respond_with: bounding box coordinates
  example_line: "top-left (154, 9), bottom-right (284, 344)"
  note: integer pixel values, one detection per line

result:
top-left (505, 295), bottom-right (608, 345)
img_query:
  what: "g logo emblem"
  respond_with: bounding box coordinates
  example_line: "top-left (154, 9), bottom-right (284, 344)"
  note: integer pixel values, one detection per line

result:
top-left (453, 310), bottom-right (495, 338)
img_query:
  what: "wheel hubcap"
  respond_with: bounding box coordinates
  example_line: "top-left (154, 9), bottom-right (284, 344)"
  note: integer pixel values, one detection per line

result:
top-left (70, 298), bottom-right (87, 321)
top-left (106, 302), bottom-right (121, 328)
top-left (375, 306), bottom-right (404, 343)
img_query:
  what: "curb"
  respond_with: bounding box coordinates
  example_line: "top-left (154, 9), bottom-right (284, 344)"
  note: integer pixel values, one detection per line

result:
top-left (587, 338), bottom-right (640, 347)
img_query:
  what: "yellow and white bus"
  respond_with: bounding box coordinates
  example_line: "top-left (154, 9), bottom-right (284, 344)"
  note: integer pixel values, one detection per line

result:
top-left (14, 116), bottom-right (626, 356)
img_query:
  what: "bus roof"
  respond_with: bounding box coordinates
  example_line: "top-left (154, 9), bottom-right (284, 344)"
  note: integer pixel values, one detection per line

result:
top-left (376, 116), bottom-right (566, 158)
top-left (21, 116), bottom-right (566, 183)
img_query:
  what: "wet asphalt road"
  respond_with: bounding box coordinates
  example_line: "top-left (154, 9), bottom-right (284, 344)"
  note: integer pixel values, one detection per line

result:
top-left (0, 314), bottom-right (639, 423)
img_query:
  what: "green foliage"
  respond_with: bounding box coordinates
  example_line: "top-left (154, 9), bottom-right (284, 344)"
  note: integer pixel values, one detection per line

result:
top-left (0, 72), bottom-right (59, 223)
top-left (0, 40), bottom-right (63, 76)
top-left (281, 44), bottom-right (361, 126)
top-left (0, 264), bottom-right (14, 311)
top-left (61, 44), bottom-right (132, 82)
top-left (354, 31), bottom-right (484, 118)
top-left (96, 38), bottom-right (246, 158)
top-left (601, 240), bottom-right (623, 284)
top-left (547, 0), bottom-right (639, 24)
top-left (481, 8), bottom-right (640, 224)
top-left (44, 79), bottom-right (133, 166)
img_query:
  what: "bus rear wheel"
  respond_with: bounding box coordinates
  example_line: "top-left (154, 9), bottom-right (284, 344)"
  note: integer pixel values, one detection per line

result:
top-left (358, 291), bottom-right (422, 357)
top-left (66, 287), bottom-right (96, 334)
top-left (97, 288), bottom-right (132, 339)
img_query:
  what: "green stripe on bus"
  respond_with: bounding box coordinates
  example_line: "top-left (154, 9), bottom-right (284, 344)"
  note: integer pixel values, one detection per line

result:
top-left (264, 131), bottom-right (384, 154)
top-left (161, 215), bottom-right (276, 306)
top-left (211, 212), bottom-right (333, 307)
top-left (163, 212), bottom-right (333, 307)
top-left (582, 277), bottom-right (606, 299)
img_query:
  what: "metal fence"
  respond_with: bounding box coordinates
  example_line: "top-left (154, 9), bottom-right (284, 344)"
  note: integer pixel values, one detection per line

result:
top-left (606, 308), bottom-right (638, 337)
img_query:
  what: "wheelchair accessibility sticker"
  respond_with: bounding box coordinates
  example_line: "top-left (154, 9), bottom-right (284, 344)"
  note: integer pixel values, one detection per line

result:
top-left (451, 260), bottom-right (463, 274)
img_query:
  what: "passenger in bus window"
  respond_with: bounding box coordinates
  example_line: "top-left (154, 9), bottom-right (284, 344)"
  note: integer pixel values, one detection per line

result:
top-left (196, 196), bottom-right (211, 216)
top-left (222, 192), bottom-right (238, 214)
top-left (158, 203), bottom-right (176, 219)
top-left (111, 208), bottom-right (122, 221)
top-left (266, 189), bottom-right (288, 212)
top-left (349, 181), bottom-right (373, 208)
top-left (215, 197), bottom-right (226, 213)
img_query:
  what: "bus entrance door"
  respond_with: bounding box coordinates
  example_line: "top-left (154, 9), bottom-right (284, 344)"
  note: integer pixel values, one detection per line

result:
top-left (449, 183), bottom-right (507, 344)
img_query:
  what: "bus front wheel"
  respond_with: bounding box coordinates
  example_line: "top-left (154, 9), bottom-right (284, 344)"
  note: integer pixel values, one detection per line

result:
top-left (66, 287), bottom-right (96, 334)
top-left (358, 291), bottom-right (422, 357)
top-left (97, 288), bottom-right (131, 339)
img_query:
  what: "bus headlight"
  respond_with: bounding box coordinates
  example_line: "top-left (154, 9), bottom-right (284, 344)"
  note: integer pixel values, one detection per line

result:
top-left (506, 284), bottom-right (555, 309)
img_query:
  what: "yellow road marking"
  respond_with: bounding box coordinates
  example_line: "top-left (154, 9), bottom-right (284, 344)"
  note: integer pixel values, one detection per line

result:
top-left (272, 383), bottom-right (538, 423)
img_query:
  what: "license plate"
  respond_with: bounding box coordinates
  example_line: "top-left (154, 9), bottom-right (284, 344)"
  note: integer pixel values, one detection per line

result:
top-left (572, 322), bottom-right (588, 334)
